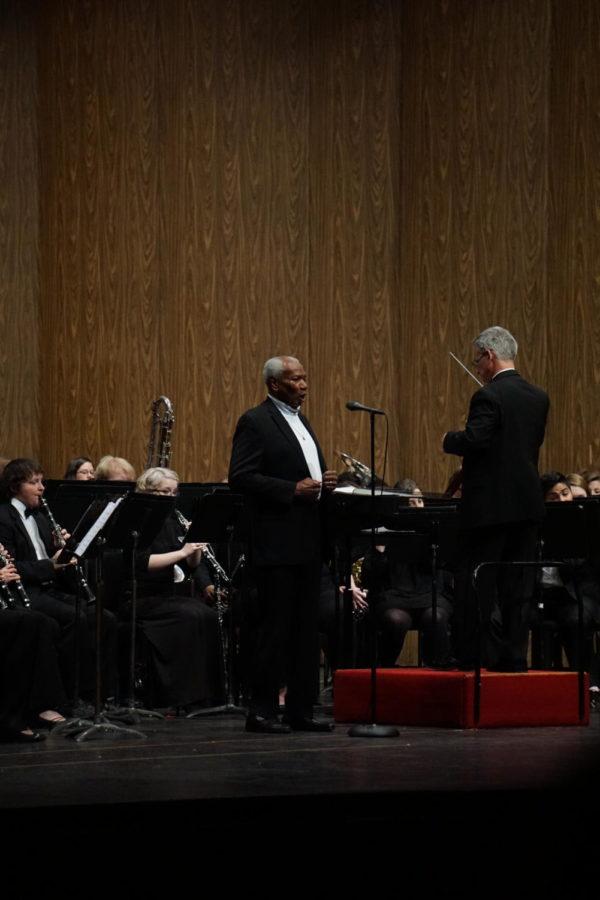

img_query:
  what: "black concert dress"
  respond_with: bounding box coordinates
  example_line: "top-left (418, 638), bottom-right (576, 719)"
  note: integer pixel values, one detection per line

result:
top-left (131, 514), bottom-right (223, 708)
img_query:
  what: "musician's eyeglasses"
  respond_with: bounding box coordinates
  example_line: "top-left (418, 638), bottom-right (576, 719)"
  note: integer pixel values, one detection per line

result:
top-left (153, 488), bottom-right (179, 496)
top-left (472, 352), bottom-right (487, 366)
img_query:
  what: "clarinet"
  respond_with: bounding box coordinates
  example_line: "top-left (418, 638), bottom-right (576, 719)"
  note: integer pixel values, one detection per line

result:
top-left (202, 544), bottom-right (231, 588)
top-left (0, 550), bottom-right (31, 608)
top-left (40, 499), bottom-right (96, 605)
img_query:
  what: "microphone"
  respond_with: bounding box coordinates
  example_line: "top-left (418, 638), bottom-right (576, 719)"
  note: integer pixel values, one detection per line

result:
top-left (345, 400), bottom-right (385, 416)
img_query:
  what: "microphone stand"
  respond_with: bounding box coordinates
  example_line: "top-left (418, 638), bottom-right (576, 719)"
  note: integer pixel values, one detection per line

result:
top-left (348, 409), bottom-right (399, 738)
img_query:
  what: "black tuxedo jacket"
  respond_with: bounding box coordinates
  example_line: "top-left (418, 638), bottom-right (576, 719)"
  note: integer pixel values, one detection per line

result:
top-left (443, 370), bottom-right (549, 529)
top-left (228, 398), bottom-right (327, 566)
top-left (0, 502), bottom-right (56, 585)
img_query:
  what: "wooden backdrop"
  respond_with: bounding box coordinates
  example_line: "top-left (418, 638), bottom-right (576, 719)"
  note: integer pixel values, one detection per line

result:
top-left (2, 0), bottom-right (600, 487)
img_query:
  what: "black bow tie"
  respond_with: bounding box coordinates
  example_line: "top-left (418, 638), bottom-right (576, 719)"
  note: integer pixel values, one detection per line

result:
top-left (24, 507), bottom-right (39, 519)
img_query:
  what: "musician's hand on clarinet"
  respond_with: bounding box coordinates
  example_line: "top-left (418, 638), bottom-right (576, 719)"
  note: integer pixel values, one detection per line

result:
top-left (202, 585), bottom-right (215, 603)
top-left (322, 470), bottom-right (338, 492)
top-left (51, 549), bottom-right (75, 570)
top-left (294, 477), bottom-right (321, 501)
top-left (179, 542), bottom-right (204, 560)
top-left (0, 563), bottom-right (20, 584)
top-left (351, 585), bottom-right (368, 615)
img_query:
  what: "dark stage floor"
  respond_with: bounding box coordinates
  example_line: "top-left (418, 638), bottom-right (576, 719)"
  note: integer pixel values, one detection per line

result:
top-left (2, 705), bottom-right (598, 892)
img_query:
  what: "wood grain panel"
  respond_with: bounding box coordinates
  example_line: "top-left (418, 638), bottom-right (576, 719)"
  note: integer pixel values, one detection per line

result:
top-left (3, 0), bottom-right (598, 492)
top-left (309, 0), bottom-right (402, 479)
top-left (39, 0), bottom-right (161, 476)
top-left (0, 0), bottom-right (40, 460)
top-left (547, 0), bottom-right (600, 474)
top-left (398, 0), bottom-right (551, 491)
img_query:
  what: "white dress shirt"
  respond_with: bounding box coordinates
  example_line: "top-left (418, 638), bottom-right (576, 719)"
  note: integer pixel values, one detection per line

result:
top-left (11, 497), bottom-right (49, 560)
top-left (268, 395), bottom-right (323, 483)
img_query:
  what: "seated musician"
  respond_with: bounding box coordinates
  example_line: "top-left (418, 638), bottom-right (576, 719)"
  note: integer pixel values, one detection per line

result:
top-left (95, 456), bottom-right (136, 481)
top-left (130, 468), bottom-right (223, 710)
top-left (566, 472), bottom-right (588, 499)
top-left (537, 472), bottom-right (600, 688)
top-left (0, 549), bottom-right (67, 741)
top-left (0, 458), bottom-right (118, 703)
top-left (585, 470), bottom-right (600, 497)
top-left (361, 479), bottom-right (453, 667)
top-left (64, 457), bottom-right (96, 480)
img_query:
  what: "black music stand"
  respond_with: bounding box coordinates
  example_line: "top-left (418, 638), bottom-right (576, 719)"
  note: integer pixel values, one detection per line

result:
top-left (103, 492), bottom-right (177, 728)
top-left (53, 493), bottom-right (149, 740)
top-left (186, 490), bottom-right (246, 718)
top-left (345, 411), bottom-right (399, 738)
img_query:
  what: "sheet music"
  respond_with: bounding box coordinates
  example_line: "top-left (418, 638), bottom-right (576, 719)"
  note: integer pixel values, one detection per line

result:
top-left (74, 495), bottom-right (125, 557)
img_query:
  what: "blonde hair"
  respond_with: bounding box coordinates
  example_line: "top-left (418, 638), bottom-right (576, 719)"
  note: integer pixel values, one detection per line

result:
top-left (136, 467), bottom-right (179, 493)
top-left (95, 455), bottom-right (136, 481)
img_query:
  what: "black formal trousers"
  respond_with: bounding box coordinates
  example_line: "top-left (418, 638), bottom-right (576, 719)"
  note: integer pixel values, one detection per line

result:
top-left (0, 609), bottom-right (67, 732)
top-left (454, 521), bottom-right (538, 667)
top-left (0, 503), bottom-right (117, 699)
top-left (250, 562), bottom-right (321, 719)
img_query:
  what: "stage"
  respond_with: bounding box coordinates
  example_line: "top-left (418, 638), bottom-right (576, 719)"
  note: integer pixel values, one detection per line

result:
top-left (1, 699), bottom-right (598, 891)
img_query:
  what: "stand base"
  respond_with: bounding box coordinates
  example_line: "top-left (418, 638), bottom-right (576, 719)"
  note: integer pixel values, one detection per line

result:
top-left (348, 723), bottom-right (399, 738)
top-left (187, 702), bottom-right (246, 718)
top-left (56, 713), bottom-right (146, 742)
top-left (106, 704), bottom-right (165, 724)
top-left (52, 717), bottom-right (95, 737)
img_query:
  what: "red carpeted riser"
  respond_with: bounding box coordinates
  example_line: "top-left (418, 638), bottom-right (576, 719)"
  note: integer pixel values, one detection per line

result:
top-left (333, 668), bottom-right (590, 728)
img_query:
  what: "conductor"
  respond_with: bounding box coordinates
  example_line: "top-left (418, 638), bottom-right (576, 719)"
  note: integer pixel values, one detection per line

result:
top-left (443, 326), bottom-right (549, 670)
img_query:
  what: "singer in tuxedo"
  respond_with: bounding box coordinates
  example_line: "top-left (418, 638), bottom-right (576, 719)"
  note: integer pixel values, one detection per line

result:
top-left (229, 356), bottom-right (337, 733)
top-left (443, 327), bottom-right (549, 670)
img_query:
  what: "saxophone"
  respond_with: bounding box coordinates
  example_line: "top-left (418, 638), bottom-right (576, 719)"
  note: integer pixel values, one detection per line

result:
top-left (146, 396), bottom-right (175, 468)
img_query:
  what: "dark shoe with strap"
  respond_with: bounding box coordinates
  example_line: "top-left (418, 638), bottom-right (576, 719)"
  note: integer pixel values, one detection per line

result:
top-left (0, 726), bottom-right (47, 743)
top-left (245, 714), bottom-right (291, 734)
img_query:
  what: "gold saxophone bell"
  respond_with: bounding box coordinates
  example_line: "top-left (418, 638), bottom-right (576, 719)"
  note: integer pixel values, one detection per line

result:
top-left (336, 450), bottom-right (373, 488)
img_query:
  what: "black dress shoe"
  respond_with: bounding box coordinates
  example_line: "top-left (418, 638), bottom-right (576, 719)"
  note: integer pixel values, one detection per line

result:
top-left (0, 726), bottom-right (47, 744)
top-left (245, 715), bottom-right (291, 734)
top-left (285, 717), bottom-right (334, 733)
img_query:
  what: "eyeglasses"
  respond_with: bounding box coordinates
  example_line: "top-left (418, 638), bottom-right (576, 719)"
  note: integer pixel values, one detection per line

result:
top-left (472, 352), bottom-right (487, 367)
top-left (152, 488), bottom-right (179, 496)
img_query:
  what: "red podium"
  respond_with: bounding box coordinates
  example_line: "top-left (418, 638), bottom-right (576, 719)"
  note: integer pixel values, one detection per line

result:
top-left (333, 668), bottom-right (589, 728)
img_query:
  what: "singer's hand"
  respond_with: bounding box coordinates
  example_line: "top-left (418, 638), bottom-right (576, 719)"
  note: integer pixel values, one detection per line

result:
top-left (322, 470), bottom-right (338, 492)
top-left (294, 478), bottom-right (321, 500)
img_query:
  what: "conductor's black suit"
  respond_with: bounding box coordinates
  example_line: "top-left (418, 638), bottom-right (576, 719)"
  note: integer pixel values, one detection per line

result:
top-left (443, 370), bottom-right (549, 667)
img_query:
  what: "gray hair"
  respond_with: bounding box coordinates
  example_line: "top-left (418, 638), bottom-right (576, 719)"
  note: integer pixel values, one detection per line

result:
top-left (136, 466), bottom-right (179, 493)
top-left (474, 326), bottom-right (517, 361)
top-left (262, 356), bottom-right (299, 385)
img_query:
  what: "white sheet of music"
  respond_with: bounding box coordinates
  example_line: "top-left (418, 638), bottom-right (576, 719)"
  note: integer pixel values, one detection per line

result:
top-left (74, 495), bottom-right (125, 557)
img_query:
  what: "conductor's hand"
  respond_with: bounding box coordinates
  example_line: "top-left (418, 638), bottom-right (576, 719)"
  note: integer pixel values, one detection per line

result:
top-left (322, 470), bottom-right (338, 492)
top-left (294, 478), bottom-right (321, 501)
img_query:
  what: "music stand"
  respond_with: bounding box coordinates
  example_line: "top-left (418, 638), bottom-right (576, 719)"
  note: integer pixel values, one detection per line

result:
top-left (53, 493), bottom-right (149, 740)
top-left (103, 492), bottom-right (177, 727)
top-left (186, 490), bottom-right (246, 718)
top-left (59, 493), bottom-right (173, 739)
